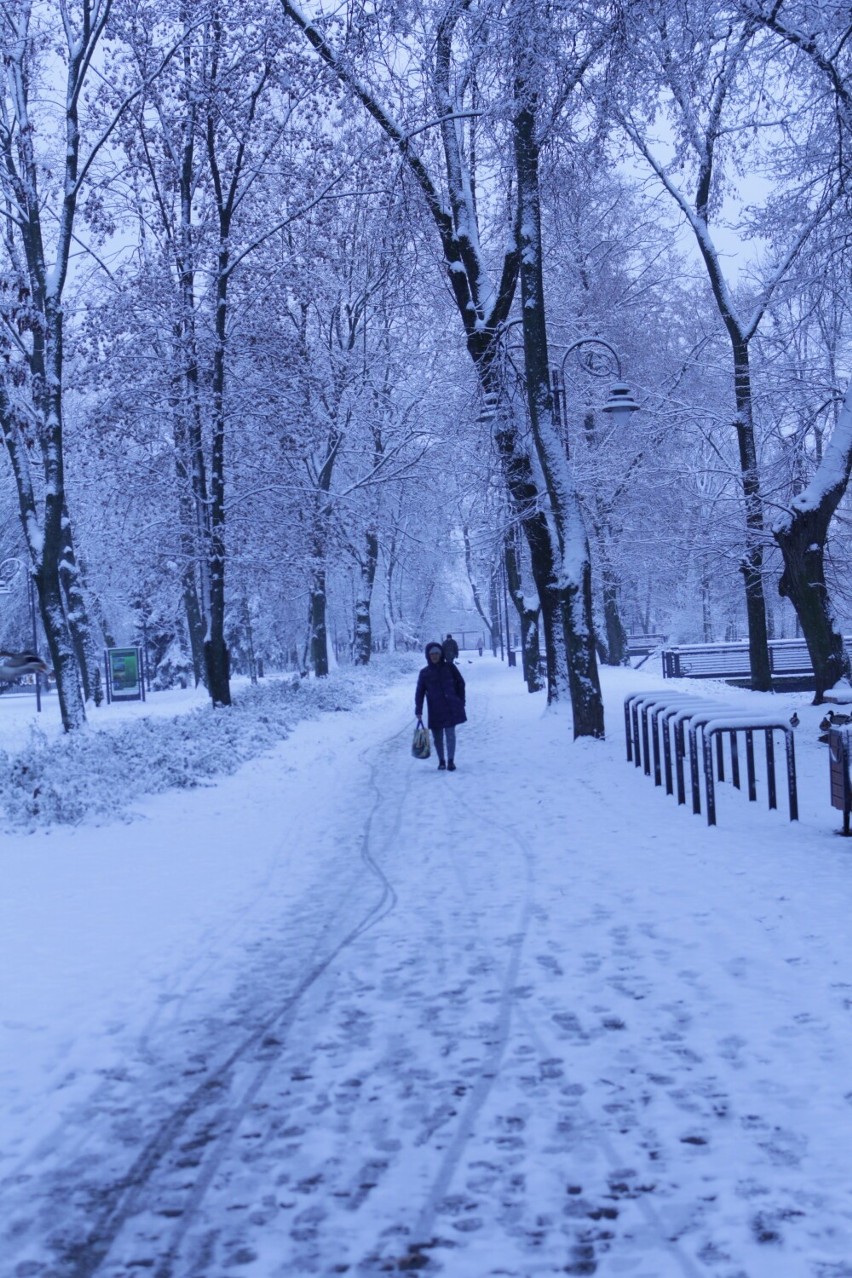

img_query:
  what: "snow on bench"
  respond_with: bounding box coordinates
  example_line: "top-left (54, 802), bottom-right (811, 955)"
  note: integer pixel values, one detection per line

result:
top-left (661, 637), bottom-right (852, 688)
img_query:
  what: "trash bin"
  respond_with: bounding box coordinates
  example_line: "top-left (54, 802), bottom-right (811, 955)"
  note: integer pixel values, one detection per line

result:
top-left (829, 725), bottom-right (852, 834)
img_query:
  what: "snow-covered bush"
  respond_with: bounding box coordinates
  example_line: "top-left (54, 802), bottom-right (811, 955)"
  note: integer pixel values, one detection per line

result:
top-left (0, 654), bottom-right (419, 830)
top-left (152, 638), bottom-right (194, 690)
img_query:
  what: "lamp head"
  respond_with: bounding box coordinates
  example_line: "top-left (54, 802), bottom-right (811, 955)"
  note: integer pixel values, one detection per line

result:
top-left (601, 383), bottom-right (640, 423)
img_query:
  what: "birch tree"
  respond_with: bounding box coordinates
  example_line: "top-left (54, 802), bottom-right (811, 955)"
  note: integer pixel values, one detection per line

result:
top-left (0, 0), bottom-right (118, 729)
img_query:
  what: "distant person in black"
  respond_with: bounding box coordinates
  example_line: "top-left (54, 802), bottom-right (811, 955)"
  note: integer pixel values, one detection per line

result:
top-left (442, 633), bottom-right (459, 664)
top-left (415, 642), bottom-right (466, 771)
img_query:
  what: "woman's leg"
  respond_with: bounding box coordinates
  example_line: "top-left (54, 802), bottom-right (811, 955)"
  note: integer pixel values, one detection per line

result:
top-left (432, 726), bottom-right (446, 762)
top-left (445, 725), bottom-right (456, 762)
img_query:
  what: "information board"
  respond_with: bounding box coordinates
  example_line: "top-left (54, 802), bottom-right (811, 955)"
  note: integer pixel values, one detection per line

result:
top-left (105, 646), bottom-right (145, 702)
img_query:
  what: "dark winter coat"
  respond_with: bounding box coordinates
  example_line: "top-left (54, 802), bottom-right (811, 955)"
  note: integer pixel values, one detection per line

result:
top-left (415, 645), bottom-right (466, 730)
top-left (442, 635), bottom-right (459, 663)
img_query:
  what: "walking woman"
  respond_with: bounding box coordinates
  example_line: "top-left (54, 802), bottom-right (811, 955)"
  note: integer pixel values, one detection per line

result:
top-left (415, 641), bottom-right (466, 770)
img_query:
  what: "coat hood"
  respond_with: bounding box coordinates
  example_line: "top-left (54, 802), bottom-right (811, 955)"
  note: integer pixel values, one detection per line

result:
top-left (424, 641), bottom-right (444, 660)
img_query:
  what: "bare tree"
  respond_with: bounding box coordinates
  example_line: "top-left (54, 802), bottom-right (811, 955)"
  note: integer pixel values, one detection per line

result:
top-left (740, 1), bottom-right (852, 698)
top-left (614, 0), bottom-right (841, 690)
top-left (0, 0), bottom-right (117, 728)
top-left (281, 0), bottom-right (612, 733)
top-left (112, 0), bottom-right (291, 704)
top-left (511, 0), bottom-right (604, 733)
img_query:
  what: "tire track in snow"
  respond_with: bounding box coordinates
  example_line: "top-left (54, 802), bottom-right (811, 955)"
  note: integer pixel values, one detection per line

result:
top-left (56, 724), bottom-right (409, 1278)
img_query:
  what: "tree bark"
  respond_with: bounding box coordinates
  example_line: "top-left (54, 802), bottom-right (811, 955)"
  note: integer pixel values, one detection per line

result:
top-left (776, 517), bottom-right (848, 702)
top-left (513, 61), bottom-right (604, 737)
top-left (205, 238), bottom-right (231, 707)
top-left (731, 337), bottom-right (772, 690)
top-left (353, 530), bottom-right (378, 665)
top-left (489, 571), bottom-right (501, 657)
top-left (504, 530), bottom-right (543, 691)
top-left (601, 565), bottom-right (628, 666)
top-left (773, 380), bottom-right (852, 703)
top-left (310, 567), bottom-right (330, 677)
top-left (59, 513), bottom-right (98, 702)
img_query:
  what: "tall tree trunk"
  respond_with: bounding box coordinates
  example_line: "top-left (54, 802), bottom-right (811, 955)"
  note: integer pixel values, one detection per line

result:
top-left (353, 529), bottom-right (378, 665)
top-left (174, 4), bottom-right (212, 636)
top-left (310, 567), bottom-right (329, 677)
top-left (204, 243), bottom-right (231, 706)
top-left (488, 570), bottom-right (500, 656)
top-left (775, 522), bottom-right (848, 702)
top-left (58, 508), bottom-right (97, 701)
top-left (172, 67), bottom-right (212, 663)
top-left (25, 321), bottom-right (87, 730)
top-left (587, 514), bottom-right (628, 667)
top-left (732, 338), bottom-right (772, 690)
top-left (201, 14), bottom-right (273, 704)
top-left (601, 564), bottom-right (628, 667)
top-left (483, 385), bottom-right (566, 700)
top-left (0, 4), bottom-right (111, 730)
top-left (305, 436), bottom-right (338, 676)
top-left (181, 559), bottom-right (206, 686)
top-left (242, 592), bottom-right (258, 684)
top-left (701, 570), bottom-right (714, 642)
top-left (773, 380), bottom-right (852, 703)
top-left (170, 377), bottom-right (207, 684)
top-left (37, 335), bottom-right (87, 729)
top-left (504, 530), bottom-right (543, 691)
top-left (513, 61), bottom-right (604, 737)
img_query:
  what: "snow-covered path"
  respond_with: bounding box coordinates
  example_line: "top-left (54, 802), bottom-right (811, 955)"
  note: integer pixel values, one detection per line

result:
top-left (3, 657), bottom-right (852, 1277)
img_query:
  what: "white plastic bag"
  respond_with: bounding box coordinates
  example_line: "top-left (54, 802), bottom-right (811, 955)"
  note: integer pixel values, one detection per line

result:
top-left (411, 722), bottom-right (431, 759)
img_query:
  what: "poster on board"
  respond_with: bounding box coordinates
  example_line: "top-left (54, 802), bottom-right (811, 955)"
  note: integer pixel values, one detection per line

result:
top-left (105, 646), bottom-right (145, 702)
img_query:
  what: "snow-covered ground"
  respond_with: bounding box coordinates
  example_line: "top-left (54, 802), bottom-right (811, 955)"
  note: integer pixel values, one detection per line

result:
top-left (2, 655), bottom-right (851, 1278)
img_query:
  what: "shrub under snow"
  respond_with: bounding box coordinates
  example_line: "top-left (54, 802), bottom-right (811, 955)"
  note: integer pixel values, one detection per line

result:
top-left (0, 655), bottom-right (419, 830)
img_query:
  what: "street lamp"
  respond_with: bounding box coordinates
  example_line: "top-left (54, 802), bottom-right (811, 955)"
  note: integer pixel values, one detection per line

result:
top-left (550, 338), bottom-right (639, 449)
top-left (602, 382), bottom-right (641, 424)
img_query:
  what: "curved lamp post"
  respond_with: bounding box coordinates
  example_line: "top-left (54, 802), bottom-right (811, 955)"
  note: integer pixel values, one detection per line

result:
top-left (551, 338), bottom-right (640, 448)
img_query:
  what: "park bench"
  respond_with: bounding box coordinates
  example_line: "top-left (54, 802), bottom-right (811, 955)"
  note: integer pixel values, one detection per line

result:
top-left (626, 634), bottom-right (667, 668)
top-left (660, 637), bottom-right (852, 689)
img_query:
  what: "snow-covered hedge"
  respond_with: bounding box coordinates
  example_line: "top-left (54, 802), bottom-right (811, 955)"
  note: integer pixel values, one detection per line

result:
top-left (0, 654), bottom-right (419, 830)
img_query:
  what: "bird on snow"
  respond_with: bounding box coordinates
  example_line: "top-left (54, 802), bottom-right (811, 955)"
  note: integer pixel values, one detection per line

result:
top-left (0, 651), bottom-right (50, 680)
top-left (789, 712), bottom-right (800, 728)
top-left (818, 709), bottom-right (852, 742)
